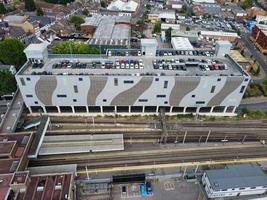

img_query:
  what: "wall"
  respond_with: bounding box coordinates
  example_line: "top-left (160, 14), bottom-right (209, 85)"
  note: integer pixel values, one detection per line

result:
top-left (16, 74), bottom-right (248, 109)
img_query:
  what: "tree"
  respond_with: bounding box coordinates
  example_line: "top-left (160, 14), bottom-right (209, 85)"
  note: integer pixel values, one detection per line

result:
top-left (241, 0), bottom-right (253, 9)
top-left (165, 27), bottom-right (172, 41)
top-left (0, 38), bottom-right (26, 70)
top-left (0, 3), bottom-right (7, 14)
top-left (100, 0), bottom-right (107, 8)
top-left (36, 7), bottom-right (44, 16)
top-left (52, 41), bottom-right (100, 54)
top-left (70, 15), bottom-right (85, 31)
top-left (82, 8), bottom-right (89, 16)
top-left (145, 3), bottom-right (151, 10)
top-left (186, 26), bottom-right (190, 31)
top-left (181, 5), bottom-right (187, 14)
top-left (152, 22), bottom-right (161, 33)
top-left (25, 0), bottom-right (36, 11)
top-left (0, 70), bottom-right (17, 96)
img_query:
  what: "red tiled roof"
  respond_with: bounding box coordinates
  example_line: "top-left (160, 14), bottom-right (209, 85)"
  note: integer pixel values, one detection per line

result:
top-left (0, 141), bottom-right (16, 156)
top-left (0, 174), bottom-right (13, 200)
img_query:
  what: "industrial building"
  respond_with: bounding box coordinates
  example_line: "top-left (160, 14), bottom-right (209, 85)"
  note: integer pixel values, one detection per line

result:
top-left (251, 24), bottom-right (267, 52)
top-left (86, 15), bottom-right (131, 50)
top-left (15, 40), bottom-right (250, 115)
top-left (202, 164), bottom-right (267, 198)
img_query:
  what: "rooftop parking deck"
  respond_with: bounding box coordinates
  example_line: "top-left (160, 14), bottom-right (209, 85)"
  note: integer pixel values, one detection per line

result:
top-left (19, 52), bottom-right (247, 77)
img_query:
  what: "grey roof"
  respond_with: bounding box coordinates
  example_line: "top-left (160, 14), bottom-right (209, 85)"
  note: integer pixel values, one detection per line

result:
top-left (8, 26), bottom-right (26, 38)
top-left (201, 3), bottom-right (221, 15)
top-left (28, 16), bottom-right (55, 27)
top-left (93, 15), bottom-right (130, 39)
top-left (205, 164), bottom-right (267, 191)
top-left (0, 65), bottom-right (13, 71)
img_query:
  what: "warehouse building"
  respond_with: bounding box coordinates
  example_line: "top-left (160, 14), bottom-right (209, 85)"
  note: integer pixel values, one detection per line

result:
top-left (87, 15), bottom-right (131, 51)
top-left (202, 164), bottom-right (267, 198)
top-left (15, 41), bottom-right (250, 115)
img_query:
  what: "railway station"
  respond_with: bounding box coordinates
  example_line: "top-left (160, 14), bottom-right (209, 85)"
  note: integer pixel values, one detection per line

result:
top-left (39, 134), bottom-right (124, 155)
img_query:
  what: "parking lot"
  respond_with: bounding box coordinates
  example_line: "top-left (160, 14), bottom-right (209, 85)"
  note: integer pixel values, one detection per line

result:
top-left (111, 179), bottom-right (199, 200)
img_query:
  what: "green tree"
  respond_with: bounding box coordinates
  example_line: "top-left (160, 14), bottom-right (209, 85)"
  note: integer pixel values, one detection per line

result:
top-left (145, 3), bottom-right (151, 10)
top-left (0, 2), bottom-right (7, 14)
top-left (36, 7), bottom-right (44, 16)
top-left (70, 15), bottom-right (85, 31)
top-left (186, 26), bottom-right (190, 31)
top-left (100, 0), bottom-right (107, 8)
top-left (152, 22), bottom-right (161, 33)
top-left (25, 0), bottom-right (36, 11)
top-left (241, 0), bottom-right (253, 9)
top-left (52, 41), bottom-right (100, 54)
top-left (0, 38), bottom-right (26, 70)
top-left (165, 27), bottom-right (172, 41)
top-left (82, 8), bottom-right (89, 16)
top-left (0, 70), bottom-right (17, 96)
top-left (181, 5), bottom-right (187, 13)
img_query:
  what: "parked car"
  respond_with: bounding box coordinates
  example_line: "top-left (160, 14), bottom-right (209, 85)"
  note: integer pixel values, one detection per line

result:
top-left (140, 183), bottom-right (146, 197)
top-left (146, 182), bottom-right (152, 195)
top-left (122, 185), bottom-right (127, 195)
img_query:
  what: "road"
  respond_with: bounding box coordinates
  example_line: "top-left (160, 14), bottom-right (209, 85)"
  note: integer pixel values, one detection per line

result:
top-left (241, 33), bottom-right (267, 82)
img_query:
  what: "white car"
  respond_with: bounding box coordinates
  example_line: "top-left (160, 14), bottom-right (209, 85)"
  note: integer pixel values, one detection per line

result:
top-left (138, 51), bottom-right (141, 56)
top-left (204, 65), bottom-right (210, 71)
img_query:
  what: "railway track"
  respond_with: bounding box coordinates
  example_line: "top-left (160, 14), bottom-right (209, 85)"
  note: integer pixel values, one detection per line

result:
top-left (30, 143), bottom-right (267, 168)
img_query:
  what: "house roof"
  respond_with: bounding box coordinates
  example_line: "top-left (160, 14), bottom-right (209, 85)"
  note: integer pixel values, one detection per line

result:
top-left (107, 0), bottom-right (138, 12)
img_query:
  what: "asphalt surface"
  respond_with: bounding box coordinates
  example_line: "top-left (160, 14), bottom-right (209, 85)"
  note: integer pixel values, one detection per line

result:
top-left (241, 33), bottom-right (267, 82)
top-left (239, 102), bottom-right (267, 112)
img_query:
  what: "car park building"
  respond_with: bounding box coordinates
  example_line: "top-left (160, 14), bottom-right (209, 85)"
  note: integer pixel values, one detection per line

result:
top-left (202, 164), bottom-right (267, 198)
top-left (15, 40), bottom-right (250, 115)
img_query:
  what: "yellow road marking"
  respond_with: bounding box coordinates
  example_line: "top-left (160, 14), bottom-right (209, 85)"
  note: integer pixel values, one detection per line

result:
top-left (77, 157), bottom-right (267, 174)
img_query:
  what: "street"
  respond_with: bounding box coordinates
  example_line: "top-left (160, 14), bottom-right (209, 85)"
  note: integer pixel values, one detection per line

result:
top-left (241, 33), bottom-right (267, 82)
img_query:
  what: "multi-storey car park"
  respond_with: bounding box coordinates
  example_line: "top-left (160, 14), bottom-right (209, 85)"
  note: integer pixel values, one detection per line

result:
top-left (15, 40), bottom-right (250, 115)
